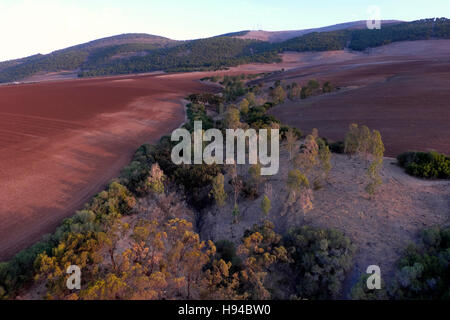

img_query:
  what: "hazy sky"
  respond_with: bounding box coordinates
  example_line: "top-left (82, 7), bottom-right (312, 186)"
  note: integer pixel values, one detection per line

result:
top-left (1, 0), bottom-right (449, 61)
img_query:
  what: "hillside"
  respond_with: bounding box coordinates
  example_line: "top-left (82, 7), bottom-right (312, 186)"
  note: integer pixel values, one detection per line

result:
top-left (1, 18), bottom-right (449, 83)
top-left (277, 18), bottom-right (450, 52)
top-left (0, 34), bottom-right (177, 83)
top-left (235, 20), bottom-right (402, 42)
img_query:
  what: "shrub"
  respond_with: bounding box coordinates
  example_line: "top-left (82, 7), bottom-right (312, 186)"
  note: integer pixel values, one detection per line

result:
top-left (350, 274), bottom-right (388, 300)
top-left (241, 180), bottom-right (259, 200)
top-left (283, 226), bottom-right (356, 299)
top-left (214, 240), bottom-right (242, 273)
top-left (390, 227), bottom-right (450, 299)
top-left (397, 151), bottom-right (450, 179)
top-left (329, 141), bottom-right (345, 154)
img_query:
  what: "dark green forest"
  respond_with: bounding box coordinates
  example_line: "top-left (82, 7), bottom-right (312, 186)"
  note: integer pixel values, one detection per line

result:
top-left (277, 18), bottom-right (450, 52)
top-left (78, 37), bottom-right (280, 77)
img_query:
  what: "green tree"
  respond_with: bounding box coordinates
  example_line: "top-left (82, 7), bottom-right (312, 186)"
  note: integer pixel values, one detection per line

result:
top-left (271, 85), bottom-right (287, 104)
top-left (318, 144), bottom-right (332, 182)
top-left (284, 128), bottom-right (298, 161)
top-left (261, 195), bottom-right (271, 217)
top-left (344, 123), bottom-right (360, 155)
top-left (147, 163), bottom-right (165, 194)
top-left (322, 81), bottom-right (333, 93)
top-left (225, 106), bottom-right (241, 129)
top-left (238, 221), bottom-right (290, 299)
top-left (289, 82), bottom-right (301, 100)
top-left (365, 130), bottom-right (384, 196)
top-left (239, 98), bottom-right (250, 115)
top-left (245, 92), bottom-right (256, 106)
top-left (248, 163), bottom-right (262, 193)
top-left (210, 173), bottom-right (227, 207)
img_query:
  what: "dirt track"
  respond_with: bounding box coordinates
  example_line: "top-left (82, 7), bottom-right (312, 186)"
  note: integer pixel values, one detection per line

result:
top-left (267, 40), bottom-right (450, 156)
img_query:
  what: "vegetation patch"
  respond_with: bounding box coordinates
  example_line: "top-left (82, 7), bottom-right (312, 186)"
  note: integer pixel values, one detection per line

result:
top-left (397, 151), bottom-right (450, 179)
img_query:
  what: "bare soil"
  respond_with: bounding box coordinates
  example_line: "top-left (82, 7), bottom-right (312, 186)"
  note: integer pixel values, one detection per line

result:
top-left (0, 72), bottom-right (213, 260)
top-left (267, 40), bottom-right (450, 156)
top-left (0, 58), bottom-right (305, 261)
top-left (201, 150), bottom-right (450, 295)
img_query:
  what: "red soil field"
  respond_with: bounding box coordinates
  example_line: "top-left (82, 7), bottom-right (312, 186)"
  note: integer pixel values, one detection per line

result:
top-left (0, 59), bottom-right (300, 261)
top-left (0, 72), bottom-right (216, 260)
top-left (2, 40), bottom-right (449, 261)
top-left (267, 40), bottom-right (450, 157)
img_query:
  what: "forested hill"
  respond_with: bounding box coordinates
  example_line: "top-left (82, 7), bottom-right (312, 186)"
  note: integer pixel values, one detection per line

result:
top-left (276, 18), bottom-right (450, 52)
top-left (1, 18), bottom-right (449, 83)
top-left (79, 37), bottom-right (279, 77)
top-left (0, 34), bottom-right (177, 83)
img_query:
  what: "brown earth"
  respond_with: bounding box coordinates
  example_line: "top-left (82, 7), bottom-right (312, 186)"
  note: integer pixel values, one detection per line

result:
top-left (0, 72), bottom-right (213, 261)
top-left (201, 150), bottom-right (450, 296)
top-left (0, 57), bottom-right (304, 261)
top-left (266, 40), bottom-right (450, 157)
top-left (2, 40), bottom-right (450, 262)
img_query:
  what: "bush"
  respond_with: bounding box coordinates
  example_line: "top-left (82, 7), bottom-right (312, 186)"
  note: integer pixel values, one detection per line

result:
top-left (283, 226), bottom-right (356, 299)
top-left (390, 227), bottom-right (450, 299)
top-left (329, 141), bottom-right (345, 154)
top-left (280, 125), bottom-right (303, 140)
top-left (241, 180), bottom-right (259, 200)
top-left (397, 151), bottom-right (450, 179)
top-left (214, 240), bottom-right (242, 273)
top-left (350, 274), bottom-right (388, 300)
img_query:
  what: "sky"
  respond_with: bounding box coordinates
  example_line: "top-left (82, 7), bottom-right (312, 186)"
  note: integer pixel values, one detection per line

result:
top-left (0, 0), bottom-right (449, 61)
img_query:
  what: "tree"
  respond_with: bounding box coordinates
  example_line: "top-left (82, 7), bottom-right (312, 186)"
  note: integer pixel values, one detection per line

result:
top-left (289, 82), bottom-right (301, 100)
top-left (237, 221), bottom-right (290, 299)
top-left (200, 259), bottom-right (244, 299)
top-left (248, 163), bottom-right (262, 193)
top-left (287, 169), bottom-right (310, 195)
top-left (210, 173), bottom-right (227, 207)
top-left (286, 169), bottom-right (313, 212)
top-left (86, 218), bottom-right (216, 300)
top-left (245, 92), bottom-right (256, 106)
top-left (365, 130), bottom-right (385, 196)
top-left (322, 81), bottom-right (333, 93)
top-left (229, 164), bottom-right (243, 223)
top-left (294, 134), bottom-right (318, 174)
top-left (357, 125), bottom-right (372, 161)
top-left (239, 98), bottom-right (250, 115)
top-left (284, 226), bottom-right (356, 299)
top-left (99, 217), bottom-right (129, 273)
top-left (344, 123), bottom-right (359, 155)
top-left (225, 106), bottom-right (241, 129)
top-left (344, 124), bottom-right (385, 196)
top-left (307, 79), bottom-right (320, 90)
top-left (285, 128), bottom-right (299, 161)
top-left (261, 195), bottom-right (271, 217)
top-left (318, 144), bottom-right (332, 183)
top-left (270, 85), bottom-right (287, 104)
top-left (147, 163), bottom-right (165, 194)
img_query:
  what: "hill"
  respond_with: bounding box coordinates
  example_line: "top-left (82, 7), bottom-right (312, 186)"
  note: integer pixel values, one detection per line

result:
top-left (234, 20), bottom-right (402, 42)
top-left (1, 18), bottom-right (449, 83)
top-left (0, 34), bottom-right (177, 83)
top-left (277, 18), bottom-right (450, 52)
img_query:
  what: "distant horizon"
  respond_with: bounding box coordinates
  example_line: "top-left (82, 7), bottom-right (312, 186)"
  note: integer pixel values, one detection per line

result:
top-left (1, 0), bottom-right (449, 61)
top-left (1, 18), bottom-right (413, 62)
